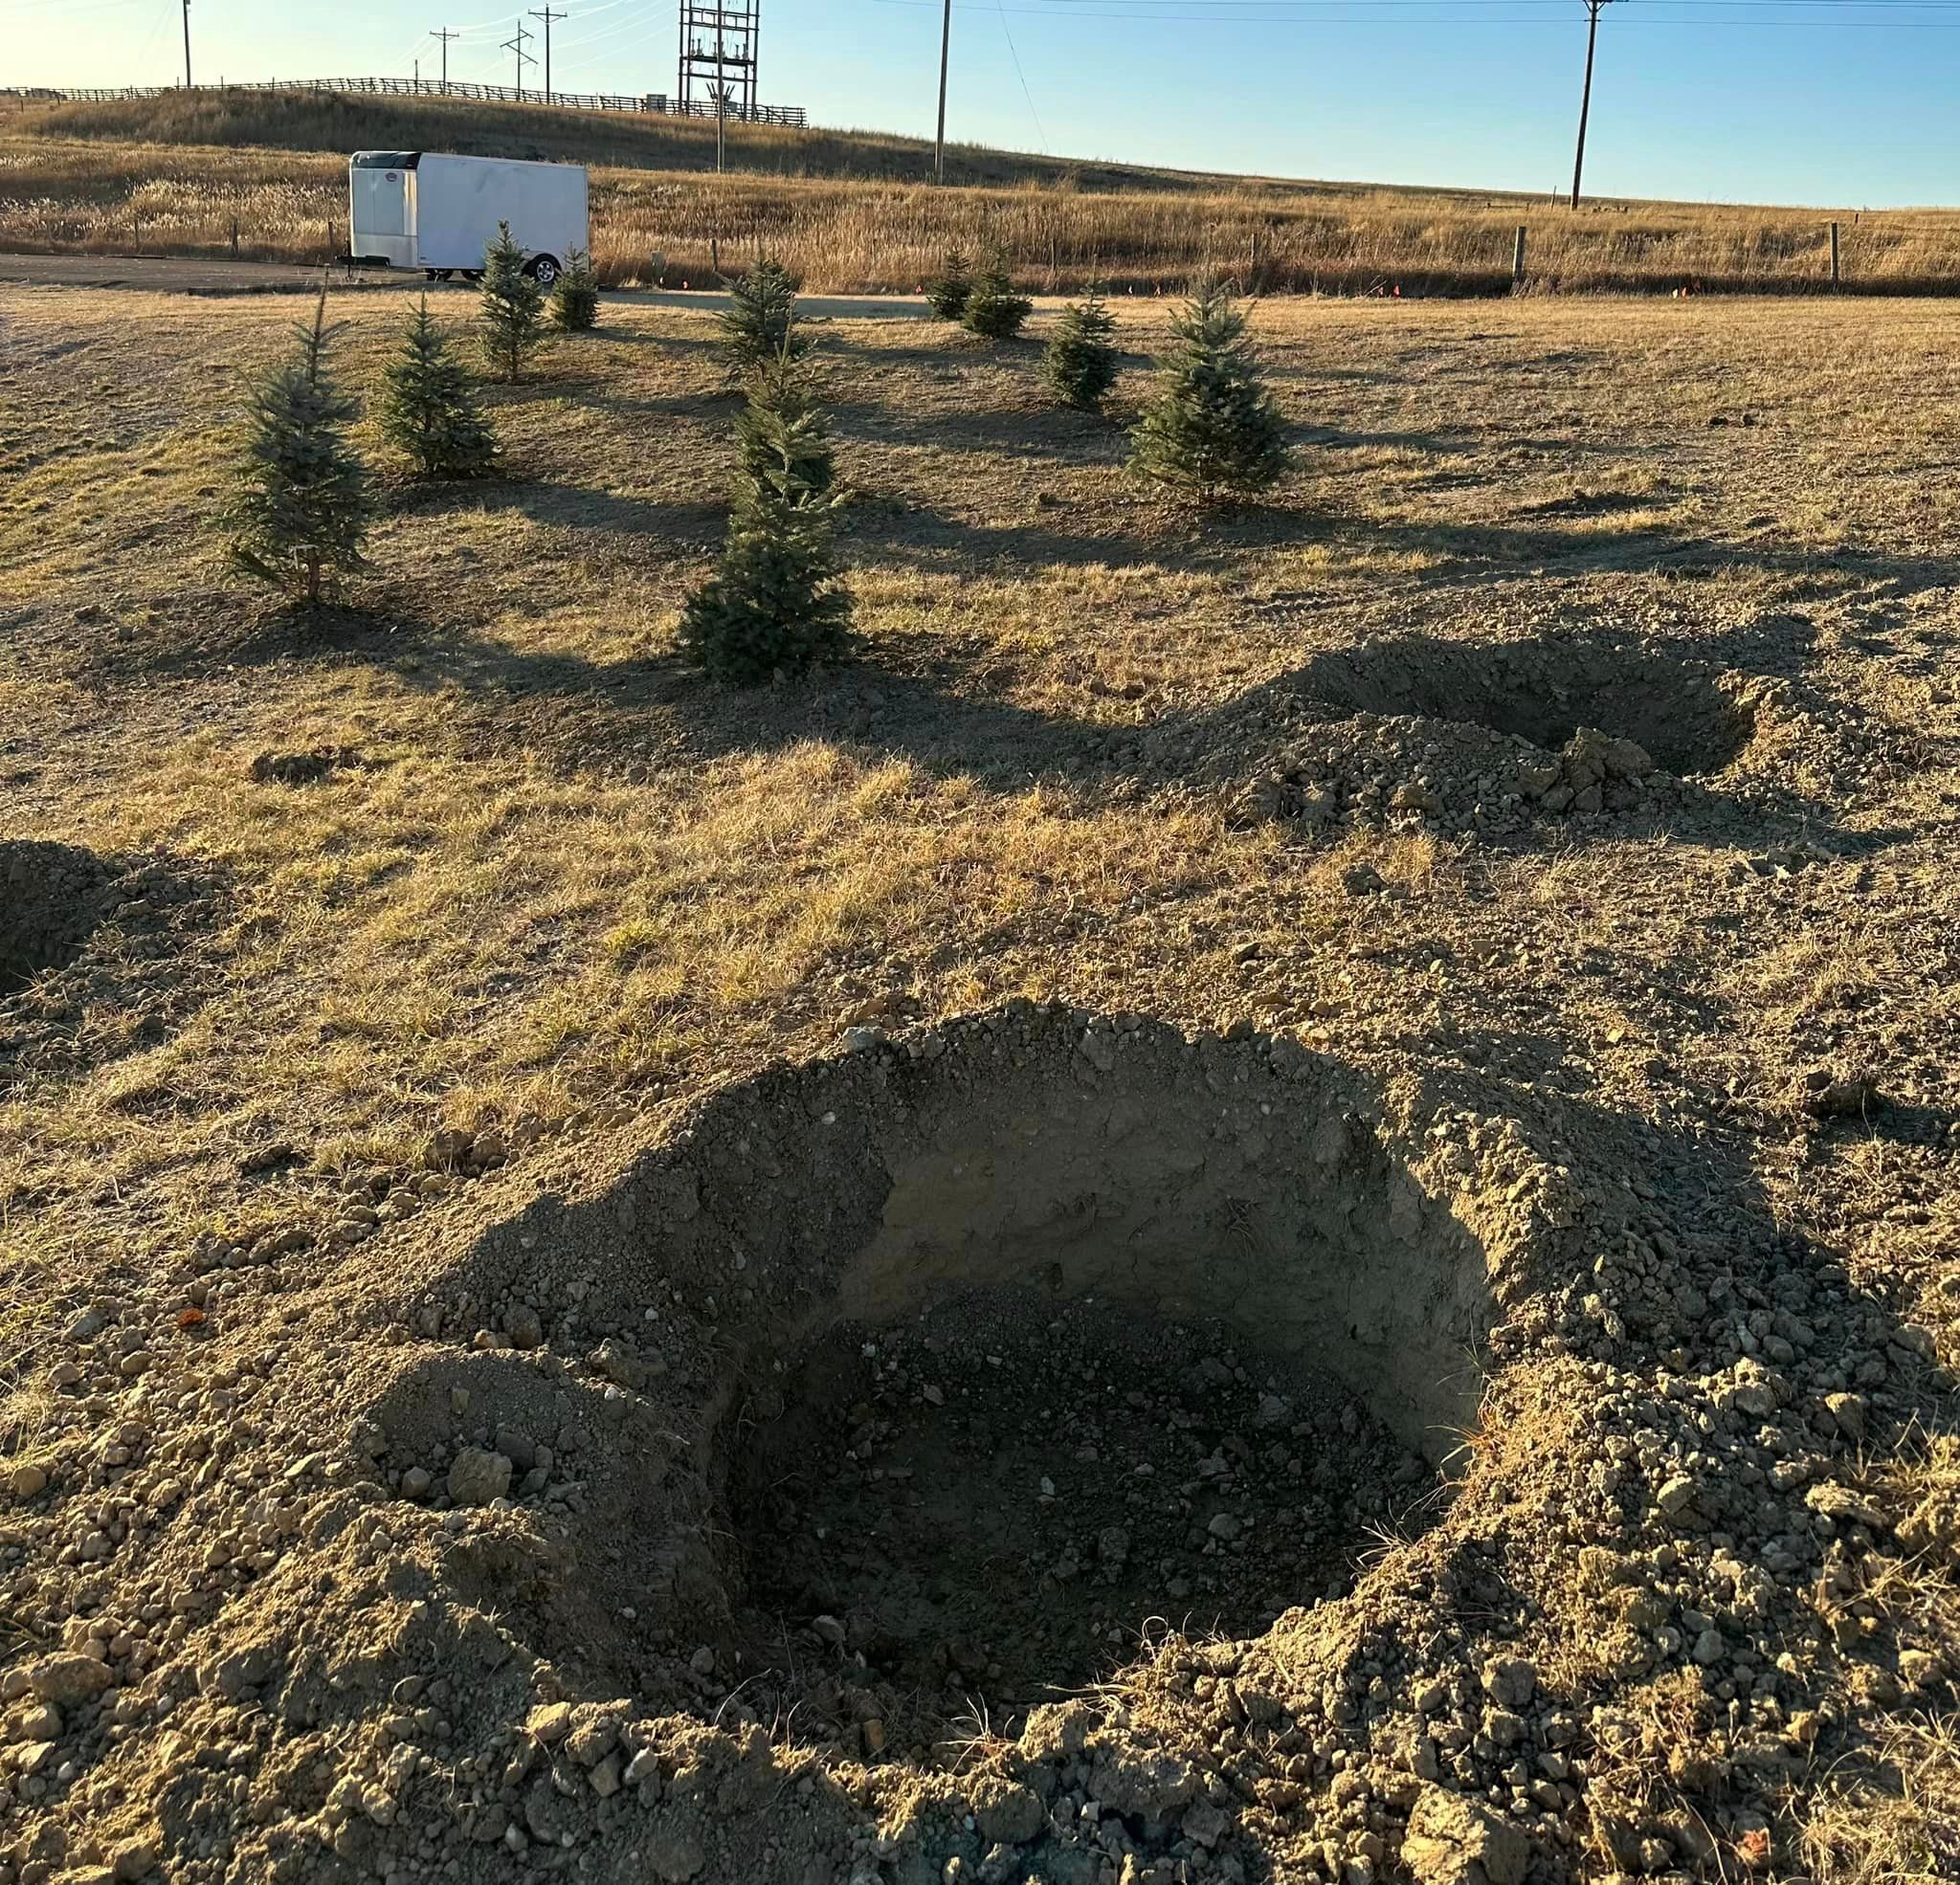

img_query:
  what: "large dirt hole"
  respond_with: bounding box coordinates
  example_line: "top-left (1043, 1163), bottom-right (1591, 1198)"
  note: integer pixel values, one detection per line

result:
top-left (395, 1009), bottom-right (1507, 1763)
top-left (728, 1288), bottom-right (1430, 1758)
top-left (1296, 634), bottom-right (1754, 774)
top-left (0, 839), bottom-right (113, 995)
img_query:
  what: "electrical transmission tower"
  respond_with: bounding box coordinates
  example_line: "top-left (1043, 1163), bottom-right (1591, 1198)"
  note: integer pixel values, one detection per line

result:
top-left (432, 26), bottom-right (459, 94)
top-left (679, 4), bottom-right (761, 121)
top-left (1569, 0), bottom-right (1618, 210)
top-left (502, 17), bottom-right (536, 96)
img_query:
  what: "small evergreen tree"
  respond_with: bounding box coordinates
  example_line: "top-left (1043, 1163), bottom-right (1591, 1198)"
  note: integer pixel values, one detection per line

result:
top-left (1128, 277), bottom-right (1292, 503)
top-left (549, 247), bottom-right (600, 332)
top-left (479, 222), bottom-right (545, 384)
top-left (736, 346), bottom-right (835, 499)
top-left (924, 249), bottom-right (971, 321)
top-left (226, 282), bottom-right (373, 604)
top-left (961, 258), bottom-right (1033, 341)
top-left (380, 297), bottom-right (500, 477)
top-left (720, 256), bottom-right (808, 377)
top-left (679, 363), bottom-right (852, 685)
top-left (1042, 288), bottom-right (1120, 410)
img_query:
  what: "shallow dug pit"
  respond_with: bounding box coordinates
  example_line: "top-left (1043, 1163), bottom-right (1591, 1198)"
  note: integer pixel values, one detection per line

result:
top-left (729, 1287), bottom-right (1429, 1757)
top-left (0, 838), bottom-right (114, 994)
top-left (381, 1008), bottom-right (1518, 1763)
top-left (1295, 633), bottom-right (1754, 776)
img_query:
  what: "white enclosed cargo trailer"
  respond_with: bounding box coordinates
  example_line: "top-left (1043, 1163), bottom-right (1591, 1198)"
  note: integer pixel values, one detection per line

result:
top-left (346, 151), bottom-right (589, 286)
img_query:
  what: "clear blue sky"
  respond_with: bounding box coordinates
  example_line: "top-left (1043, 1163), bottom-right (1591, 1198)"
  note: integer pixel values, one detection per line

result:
top-left (17, 0), bottom-right (1960, 207)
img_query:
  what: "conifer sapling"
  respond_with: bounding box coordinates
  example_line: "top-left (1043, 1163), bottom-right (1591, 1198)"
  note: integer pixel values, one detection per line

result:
top-left (479, 222), bottom-right (545, 384)
top-left (1128, 276), bottom-right (1291, 503)
top-left (924, 249), bottom-right (971, 321)
top-left (720, 256), bottom-right (808, 377)
top-left (550, 248), bottom-right (600, 332)
top-left (736, 345), bottom-right (835, 499)
top-left (381, 297), bottom-right (500, 477)
top-left (679, 356), bottom-right (852, 686)
top-left (961, 258), bottom-right (1033, 341)
top-left (1042, 288), bottom-right (1120, 410)
top-left (226, 281), bottom-right (373, 604)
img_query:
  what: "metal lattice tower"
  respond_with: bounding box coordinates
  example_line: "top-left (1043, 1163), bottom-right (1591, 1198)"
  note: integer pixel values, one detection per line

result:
top-left (679, 3), bottom-right (760, 118)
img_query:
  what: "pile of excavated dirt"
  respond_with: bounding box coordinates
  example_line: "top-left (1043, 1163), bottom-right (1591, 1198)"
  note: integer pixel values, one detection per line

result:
top-left (1181, 633), bottom-right (1914, 852)
top-left (0, 840), bottom-right (114, 995)
top-left (0, 843), bottom-right (219, 1091)
top-left (2, 1006), bottom-right (1951, 1885)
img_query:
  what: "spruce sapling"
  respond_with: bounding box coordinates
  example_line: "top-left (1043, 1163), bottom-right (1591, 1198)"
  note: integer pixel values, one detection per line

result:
top-left (924, 249), bottom-right (971, 321)
top-left (1128, 276), bottom-right (1292, 503)
top-left (549, 248), bottom-right (600, 332)
top-left (479, 222), bottom-right (545, 384)
top-left (720, 255), bottom-right (808, 377)
top-left (225, 280), bottom-right (373, 604)
top-left (679, 360), bottom-right (852, 685)
top-left (380, 297), bottom-right (500, 477)
top-left (961, 258), bottom-right (1033, 341)
top-left (736, 345), bottom-right (835, 499)
top-left (1042, 288), bottom-right (1120, 410)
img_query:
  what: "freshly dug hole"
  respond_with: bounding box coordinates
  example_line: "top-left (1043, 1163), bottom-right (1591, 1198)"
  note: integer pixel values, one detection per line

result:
top-left (1296, 633), bottom-right (1754, 774)
top-left (729, 1287), bottom-right (1430, 1754)
top-left (384, 1010), bottom-right (1508, 1762)
top-left (0, 839), bottom-right (113, 993)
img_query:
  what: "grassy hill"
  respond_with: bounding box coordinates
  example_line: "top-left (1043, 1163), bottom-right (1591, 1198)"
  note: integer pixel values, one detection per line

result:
top-left (4, 86), bottom-right (1526, 199)
top-left (3, 86), bottom-right (1956, 294)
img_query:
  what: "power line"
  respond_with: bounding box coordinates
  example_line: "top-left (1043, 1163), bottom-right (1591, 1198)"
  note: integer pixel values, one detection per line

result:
top-left (936, 0), bottom-right (953, 182)
top-left (1570, 0), bottom-right (1615, 208)
top-left (501, 16), bottom-right (536, 92)
top-left (529, 4), bottom-right (567, 99)
top-left (431, 25), bottom-right (460, 91)
top-left (865, 0), bottom-right (1960, 19)
top-left (992, 0), bottom-right (1045, 144)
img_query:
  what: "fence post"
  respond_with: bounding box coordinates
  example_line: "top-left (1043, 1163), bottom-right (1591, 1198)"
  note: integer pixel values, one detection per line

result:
top-left (1512, 225), bottom-right (1527, 289)
top-left (1829, 221), bottom-right (1840, 288)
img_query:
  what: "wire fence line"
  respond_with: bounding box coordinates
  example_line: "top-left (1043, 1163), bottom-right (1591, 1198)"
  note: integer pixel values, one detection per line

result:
top-left (2, 77), bottom-right (808, 127)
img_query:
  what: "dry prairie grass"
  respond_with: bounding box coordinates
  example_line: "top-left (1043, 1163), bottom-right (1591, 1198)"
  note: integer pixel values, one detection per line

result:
top-left (6, 88), bottom-right (1960, 293)
top-left (2, 283), bottom-right (1955, 1213)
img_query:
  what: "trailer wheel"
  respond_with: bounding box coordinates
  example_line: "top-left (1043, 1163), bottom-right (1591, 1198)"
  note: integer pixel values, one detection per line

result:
top-left (460, 270), bottom-right (482, 283)
top-left (525, 255), bottom-right (562, 289)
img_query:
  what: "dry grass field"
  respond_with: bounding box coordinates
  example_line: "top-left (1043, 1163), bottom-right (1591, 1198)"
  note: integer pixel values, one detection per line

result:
top-left (0, 279), bottom-right (1957, 1885)
top-left (6, 88), bottom-right (1960, 293)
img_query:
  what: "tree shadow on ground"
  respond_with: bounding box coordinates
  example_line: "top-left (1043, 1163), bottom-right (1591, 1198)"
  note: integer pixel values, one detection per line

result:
top-left (825, 397), bottom-right (1125, 462)
top-left (204, 610), bottom-right (1883, 865)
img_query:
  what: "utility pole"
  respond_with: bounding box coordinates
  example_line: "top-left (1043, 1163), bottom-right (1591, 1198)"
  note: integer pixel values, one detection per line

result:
top-left (502, 18), bottom-right (535, 96)
top-left (181, 0), bottom-right (192, 88)
top-left (530, 6), bottom-right (567, 102)
top-left (432, 27), bottom-right (459, 95)
top-left (1569, 0), bottom-right (1615, 211)
top-left (934, 0), bottom-right (951, 185)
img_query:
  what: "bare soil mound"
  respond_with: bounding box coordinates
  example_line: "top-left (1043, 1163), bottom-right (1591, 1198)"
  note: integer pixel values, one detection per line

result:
top-left (1293, 636), bottom-right (1754, 777)
top-left (0, 839), bottom-right (113, 994)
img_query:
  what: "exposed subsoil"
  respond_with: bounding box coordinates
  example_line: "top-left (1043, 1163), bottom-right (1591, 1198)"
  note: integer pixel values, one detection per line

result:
top-left (727, 1291), bottom-right (1431, 1761)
